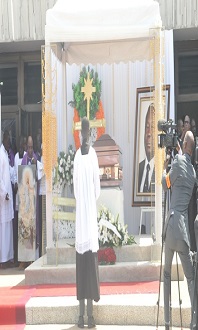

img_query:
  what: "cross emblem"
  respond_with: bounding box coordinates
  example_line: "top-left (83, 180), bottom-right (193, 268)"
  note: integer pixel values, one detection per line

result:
top-left (81, 72), bottom-right (96, 120)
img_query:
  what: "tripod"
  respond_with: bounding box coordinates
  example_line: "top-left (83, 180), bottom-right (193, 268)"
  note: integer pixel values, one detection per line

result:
top-left (156, 190), bottom-right (167, 329)
top-left (156, 188), bottom-right (183, 329)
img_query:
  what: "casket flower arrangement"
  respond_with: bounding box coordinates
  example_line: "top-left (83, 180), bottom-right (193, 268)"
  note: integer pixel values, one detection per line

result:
top-left (98, 205), bottom-right (136, 248)
top-left (97, 205), bottom-right (136, 265)
top-left (52, 145), bottom-right (75, 191)
top-left (69, 66), bottom-right (105, 149)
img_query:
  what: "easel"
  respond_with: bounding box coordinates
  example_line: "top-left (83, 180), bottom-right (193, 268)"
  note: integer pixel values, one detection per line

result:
top-left (139, 206), bottom-right (155, 237)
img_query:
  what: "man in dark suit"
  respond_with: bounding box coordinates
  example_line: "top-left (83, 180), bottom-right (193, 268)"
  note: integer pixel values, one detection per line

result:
top-left (138, 103), bottom-right (155, 193)
top-left (162, 130), bottom-right (196, 330)
top-left (188, 117), bottom-right (197, 253)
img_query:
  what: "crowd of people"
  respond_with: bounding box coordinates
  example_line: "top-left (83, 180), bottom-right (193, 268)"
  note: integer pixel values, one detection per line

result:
top-left (0, 127), bottom-right (45, 270)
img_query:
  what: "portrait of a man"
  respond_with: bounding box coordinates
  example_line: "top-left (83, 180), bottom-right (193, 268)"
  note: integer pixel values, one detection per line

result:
top-left (138, 103), bottom-right (155, 193)
top-left (132, 85), bottom-right (170, 206)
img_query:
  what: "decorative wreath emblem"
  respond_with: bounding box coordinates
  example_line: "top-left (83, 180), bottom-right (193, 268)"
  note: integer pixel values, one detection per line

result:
top-left (69, 66), bottom-right (105, 150)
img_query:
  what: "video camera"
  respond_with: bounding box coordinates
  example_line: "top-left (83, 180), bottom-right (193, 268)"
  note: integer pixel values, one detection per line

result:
top-left (158, 119), bottom-right (178, 149)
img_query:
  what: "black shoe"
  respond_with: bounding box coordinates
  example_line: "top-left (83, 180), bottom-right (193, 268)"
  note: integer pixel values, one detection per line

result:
top-left (88, 316), bottom-right (96, 328)
top-left (77, 316), bottom-right (84, 328)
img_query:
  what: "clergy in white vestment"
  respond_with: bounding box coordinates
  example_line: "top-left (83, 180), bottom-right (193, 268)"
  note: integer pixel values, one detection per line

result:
top-left (73, 117), bottom-right (100, 329)
top-left (0, 130), bottom-right (14, 266)
top-left (14, 136), bottom-right (26, 211)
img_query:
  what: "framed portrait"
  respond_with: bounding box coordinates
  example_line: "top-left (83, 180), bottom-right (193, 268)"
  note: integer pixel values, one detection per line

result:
top-left (132, 85), bottom-right (170, 206)
top-left (18, 165), bottom-right (37, 261)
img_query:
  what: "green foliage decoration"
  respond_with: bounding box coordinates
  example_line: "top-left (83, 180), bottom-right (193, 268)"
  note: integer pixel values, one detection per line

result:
top-left (69, 66), bottom-right (101, 119)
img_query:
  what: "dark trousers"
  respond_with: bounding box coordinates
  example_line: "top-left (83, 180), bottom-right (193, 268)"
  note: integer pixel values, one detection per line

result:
top-left (13, 211), bottom-right (18, 263)
top-left (164, 224), bottom-right (194, 326)
top-left (38, 195), bottom-right (42, 257)
top-left (188, 185), bottom-right (197, 252)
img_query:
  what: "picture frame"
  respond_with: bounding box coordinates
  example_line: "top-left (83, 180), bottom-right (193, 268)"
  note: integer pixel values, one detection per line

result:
top-left (18, 165), bottom-right (37, 261)
top-left (132, 85), bottom-right (170, 207)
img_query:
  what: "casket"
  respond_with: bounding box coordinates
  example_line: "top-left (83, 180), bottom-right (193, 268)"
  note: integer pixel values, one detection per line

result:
top-left (93, 134), bottom-right (122, 187)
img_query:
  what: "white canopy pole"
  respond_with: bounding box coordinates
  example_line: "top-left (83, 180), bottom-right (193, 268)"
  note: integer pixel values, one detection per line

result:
top-left (154, 28), bottom-right (163, 245)
top-left (44, 44), bottom-right (53, 249)
top-left (62, 49), bottom-right (67, 151)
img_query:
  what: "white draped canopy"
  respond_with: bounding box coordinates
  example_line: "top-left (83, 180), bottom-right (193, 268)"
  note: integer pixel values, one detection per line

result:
top-left (45, 0), bottom-right (162, 64)
top-left (44, 0), bottom-right (174, 246)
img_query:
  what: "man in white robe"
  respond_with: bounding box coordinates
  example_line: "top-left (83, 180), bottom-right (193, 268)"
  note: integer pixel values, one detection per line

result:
top-left (73, 117), bottom-right (101, 329)
top-left (0, 130), bottom-right (14, 267)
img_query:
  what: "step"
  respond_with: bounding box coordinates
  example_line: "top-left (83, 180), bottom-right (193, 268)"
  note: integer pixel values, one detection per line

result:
top-left (25, 256), bottom-right (184, 285)
top-left (46, 237), bottom-right (161, 264)
top-left (25, 288), bottom-right (191, 327)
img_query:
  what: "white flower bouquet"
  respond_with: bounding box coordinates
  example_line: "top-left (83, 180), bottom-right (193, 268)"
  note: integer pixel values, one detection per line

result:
top-left (53, 145), bottom-right (75, 191)
top-left (97, 205), bottom-right (136, 248)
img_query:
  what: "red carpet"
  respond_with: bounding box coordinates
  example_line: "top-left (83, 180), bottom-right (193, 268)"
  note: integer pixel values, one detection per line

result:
top-left (0, 326), bottom-right (25, 330)
top-left (0, 281), bottom-right (159, 327)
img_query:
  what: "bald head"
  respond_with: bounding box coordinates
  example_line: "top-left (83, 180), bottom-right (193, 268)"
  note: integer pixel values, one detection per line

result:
top-left (182, 130), bottom-right (194, 156)
top-left (27, 136), bottom-right (33, 144)
top-left (27, 136), bottom-right (34, 158)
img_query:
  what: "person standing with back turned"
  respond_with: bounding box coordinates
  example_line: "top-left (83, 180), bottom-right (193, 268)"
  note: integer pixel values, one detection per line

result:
top-left (162, 130), bottom-right (196, 330)
top-left (73, 117), bottom-right (101, 329)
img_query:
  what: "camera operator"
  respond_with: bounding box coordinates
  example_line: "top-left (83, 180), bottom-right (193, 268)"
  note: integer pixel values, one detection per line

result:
top-left (161, 130), bottom-right (196, 330)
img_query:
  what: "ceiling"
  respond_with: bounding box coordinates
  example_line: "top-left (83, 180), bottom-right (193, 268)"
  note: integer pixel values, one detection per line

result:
top-left (0, 40), bottom-right (44, 54)
top-left (173, 27), bottom-right (198, 41)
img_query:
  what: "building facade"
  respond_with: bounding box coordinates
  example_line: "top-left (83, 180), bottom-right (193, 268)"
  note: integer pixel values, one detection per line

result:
top-left (0, 0), bottom-right (56, 146)
top-left (158, 0), bottom-right (198, 127)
